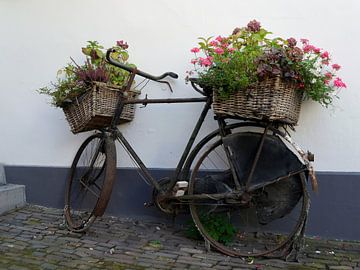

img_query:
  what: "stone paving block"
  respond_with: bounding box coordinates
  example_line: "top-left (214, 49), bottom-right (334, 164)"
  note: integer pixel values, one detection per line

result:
top-left (177, 258), bottom-right (213, 268)
top-left (328, 266), bottom-right (354, 270)
top-left (41, 262), bottom-right (58, 270)
top-left (212, 265), bottom-right (232, 270)
top-left (180, 247), bottom-right (204, 254)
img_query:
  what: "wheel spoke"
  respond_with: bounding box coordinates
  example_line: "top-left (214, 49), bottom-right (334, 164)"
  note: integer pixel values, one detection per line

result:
top-left (79, 179), bottom-right (100, 199)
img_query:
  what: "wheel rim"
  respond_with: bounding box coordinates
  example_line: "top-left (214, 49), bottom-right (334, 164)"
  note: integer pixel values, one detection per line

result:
top-left (64, 134), bottom-right (107, 232)
top-left (188, 136), bottom-right (308, 257)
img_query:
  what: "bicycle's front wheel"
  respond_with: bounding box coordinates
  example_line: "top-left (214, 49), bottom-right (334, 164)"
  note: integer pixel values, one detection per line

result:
top-left (64, 133), bottom-right (116, 232)
top-left (188, 133), bottom-right (309, 257)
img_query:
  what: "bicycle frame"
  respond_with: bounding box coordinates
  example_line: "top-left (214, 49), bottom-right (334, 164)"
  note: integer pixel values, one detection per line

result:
top-left (111, 94), bottom-right (212, 193)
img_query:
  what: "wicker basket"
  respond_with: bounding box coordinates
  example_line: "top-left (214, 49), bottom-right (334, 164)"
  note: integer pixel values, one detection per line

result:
top-left (213, 77), bottom-right (303, 125)
top-left (63, 82), bottom-right (139, 134)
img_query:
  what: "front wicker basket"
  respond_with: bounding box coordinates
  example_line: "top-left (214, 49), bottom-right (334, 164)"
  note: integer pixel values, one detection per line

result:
top-left (213, 77), bottom-right (303, 125)
top-left (63, 82), bottom-right (139, 134)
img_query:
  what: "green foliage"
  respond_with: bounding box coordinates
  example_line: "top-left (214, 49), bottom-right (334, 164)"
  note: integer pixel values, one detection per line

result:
top-left (199, 50), bottom-right (260, 99)
top-left (186, 213), bottom-right (237, 246)
top-left (38, 40), bottom-right (135, 108)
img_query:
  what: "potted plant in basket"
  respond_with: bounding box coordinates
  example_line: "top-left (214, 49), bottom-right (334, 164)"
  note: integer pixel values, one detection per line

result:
top-left (187, 20), bottom-right (346, 125)
top-left (38, 40), bottom-right (138, 134)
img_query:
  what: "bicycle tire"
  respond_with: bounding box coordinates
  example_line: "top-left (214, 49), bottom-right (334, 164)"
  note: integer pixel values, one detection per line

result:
top-left (188, 131), bottom-right (309, 257)
top-left (64, 133), bottom-right (116, 232)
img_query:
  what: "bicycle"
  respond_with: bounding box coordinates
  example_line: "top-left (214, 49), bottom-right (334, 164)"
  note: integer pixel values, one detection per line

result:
top-left (63, 48), bottom-right (314, 258)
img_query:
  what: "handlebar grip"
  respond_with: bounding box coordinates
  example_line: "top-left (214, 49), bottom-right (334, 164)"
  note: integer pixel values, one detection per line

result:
top-left (167, 72), bottom-right (178, 79)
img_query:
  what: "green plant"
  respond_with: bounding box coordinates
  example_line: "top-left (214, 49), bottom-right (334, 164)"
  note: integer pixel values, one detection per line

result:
top-left (38, 40), bottom-right (135, 107)
top-left (185, 213), bottom-right (237, 246)
top-left (188, 20), bottom-right (346, 106)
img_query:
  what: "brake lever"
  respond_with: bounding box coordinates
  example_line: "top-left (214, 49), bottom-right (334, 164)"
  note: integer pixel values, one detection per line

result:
top-left (140, 94), bottom-right (148, 108)
top-left (158, 80), bottom-right (173, 93)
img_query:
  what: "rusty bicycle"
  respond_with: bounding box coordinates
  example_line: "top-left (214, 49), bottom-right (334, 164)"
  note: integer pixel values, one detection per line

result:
top-left (64, 48), bottom-right (313, 258)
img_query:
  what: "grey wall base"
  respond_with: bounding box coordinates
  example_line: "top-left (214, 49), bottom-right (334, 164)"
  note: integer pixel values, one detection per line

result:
top-left (0, 164), bottom-right (26, 215)
top-left (0, 184), bottom-right (26, 215)
top-left (4, 165), bottom-right (360, 241)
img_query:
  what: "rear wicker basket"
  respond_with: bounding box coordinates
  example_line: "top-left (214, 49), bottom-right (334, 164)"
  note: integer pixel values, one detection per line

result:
top-left (213, 77), bottom-right (303, 125)
top-left (63, 82), bottom-right (139, 134)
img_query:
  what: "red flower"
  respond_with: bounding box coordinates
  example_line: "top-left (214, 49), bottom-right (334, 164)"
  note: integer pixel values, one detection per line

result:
top-left (325, 72), bottom-right (333, 79)
top-left (334, 77), bottom-right (347, 88)
top-left (332, 64), bottom-right (341, 71)
top-left (287, 37), bottom-right (297, 48)
top-left (215, 36), bottom-right (223, 42)
top-left (303, 44), bottom-right (315, 53)
top-left (300, 38), bottom-right (309, 45)
top-left (247, 19), bottom-right (261, 32)
top-left (191, 47), bottom-right (200, 53)
top-left (199, 57), bottom-right (213, 67)
top-left (214, 47), bottom-right (224, 55)
top-left (321, 51), bottom-right (329, 59)
top-left (209, 40), bottom-right (218, 47)
top-left (116, 40), bottom-right (129, 49)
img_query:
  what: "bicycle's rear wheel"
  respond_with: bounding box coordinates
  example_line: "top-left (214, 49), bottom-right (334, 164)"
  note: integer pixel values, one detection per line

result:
top-left (188, 134), bottom-right (309, 257)
top-left (64, 133), bottom-right (116, 232)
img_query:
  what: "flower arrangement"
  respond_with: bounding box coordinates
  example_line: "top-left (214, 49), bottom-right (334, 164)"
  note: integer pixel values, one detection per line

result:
top-left (38, 40), bottom-right (135, 107)
top-left (188, 20), bottom-right (346, 106)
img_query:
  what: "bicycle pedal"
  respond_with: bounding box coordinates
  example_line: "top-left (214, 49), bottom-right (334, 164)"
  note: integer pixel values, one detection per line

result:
top-left (174, 181), bottom-right (188, 189)
top-left (174, 190), bottom-right (185, 197)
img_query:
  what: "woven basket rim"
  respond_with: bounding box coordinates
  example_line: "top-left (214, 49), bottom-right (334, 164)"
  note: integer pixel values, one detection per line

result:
top-left (63, 81), bottom-right (140, 108)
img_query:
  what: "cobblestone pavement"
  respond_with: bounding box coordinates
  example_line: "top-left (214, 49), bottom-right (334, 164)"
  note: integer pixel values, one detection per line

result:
top-left (0, 205), bottom-right (360, 270)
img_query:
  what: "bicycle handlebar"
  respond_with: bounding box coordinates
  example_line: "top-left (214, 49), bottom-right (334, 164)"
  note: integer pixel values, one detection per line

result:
top-left (106, 49), bottom-right (178, 81)
top-left (189, 77), bottom-right (206, 96)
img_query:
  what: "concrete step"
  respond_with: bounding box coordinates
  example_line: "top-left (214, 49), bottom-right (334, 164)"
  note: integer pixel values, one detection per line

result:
top-left (0, 184), bottom-right (26, 215)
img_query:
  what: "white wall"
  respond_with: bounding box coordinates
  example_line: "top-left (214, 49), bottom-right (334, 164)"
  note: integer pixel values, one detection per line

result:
top-left (0, 0), bottom-right (358, 172)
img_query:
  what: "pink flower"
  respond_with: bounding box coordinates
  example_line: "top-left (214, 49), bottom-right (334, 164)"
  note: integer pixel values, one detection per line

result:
top-left (191, 47), bottom-right (200, 53)
top-left (325, 72), bottom-right (333, 79)
top-left (334, 77), bottom-right (347, 88)
top-left (313, 47), bottom-right (321, 54)
top-left (300, 38), bottom-right (309, 45)
top-left (209, 40), bottom-right (218, 47)
top-left (228, 47), bottom-right (235, 53)
top-left (214, 47), bottom-right (224, 55)
top-left (322, 59), bottom-right (330, 65)
top-left (324, 79), bottom-right (330, 85)
top-left (320, 51), bottom-right (329, 59)
top-left (332, 64), bottom-right (341, 71)
top-left (303, 44), bottom-right (315, 53)
top-left (199, 57), bottom-right (213, 67)
top-left (215, 36), bottom-right (223, 42)
top-left (190, 59), bottom-right (198, 64)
